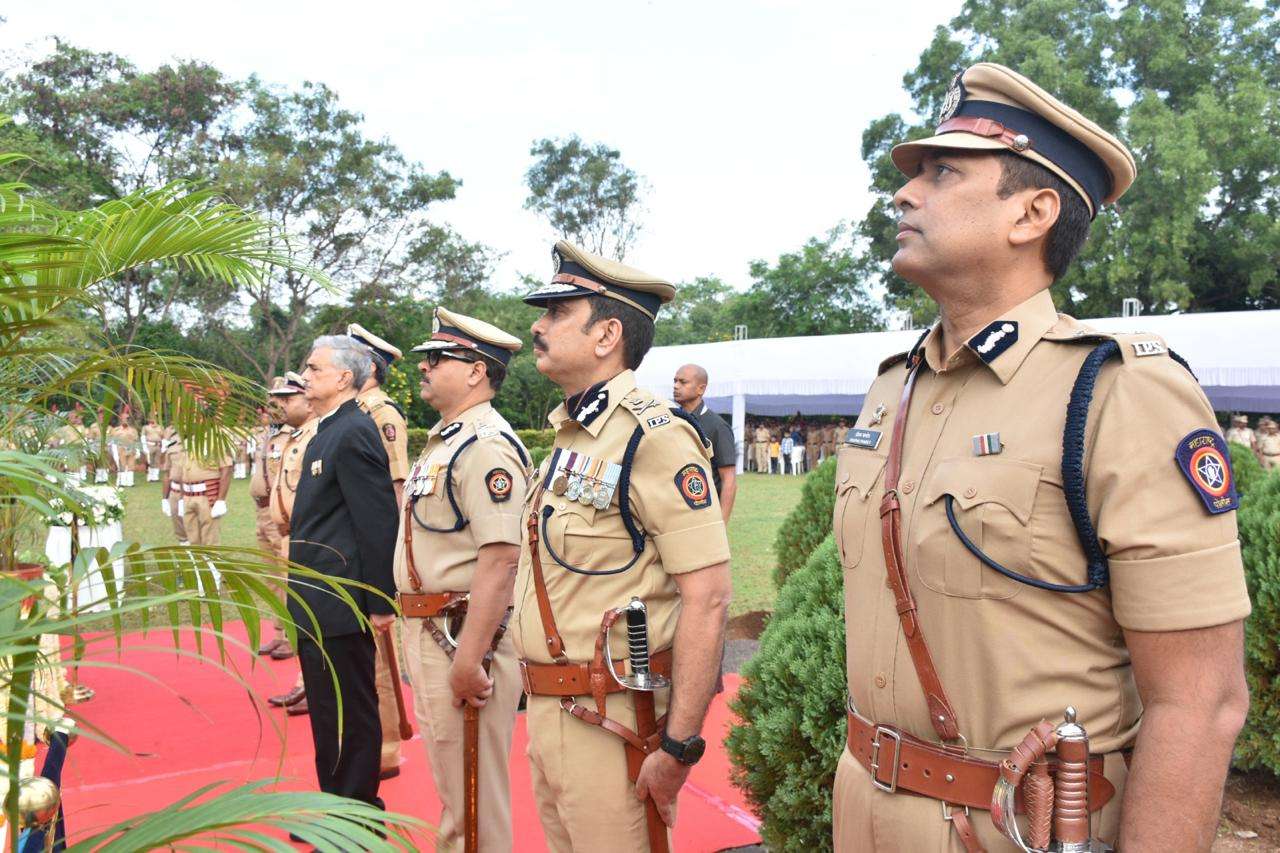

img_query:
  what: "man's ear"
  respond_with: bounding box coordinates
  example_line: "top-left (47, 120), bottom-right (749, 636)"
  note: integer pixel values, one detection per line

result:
top-left (1009, 187), bottom-right (1060, 248)
top-left (468, 360), bottom-right (488, 389)
top-left (593, 317), bottom-right (624, 359)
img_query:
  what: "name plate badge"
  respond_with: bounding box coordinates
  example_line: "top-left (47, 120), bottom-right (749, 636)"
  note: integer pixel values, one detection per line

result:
top-left (844, 428), bottom-right (883, 450)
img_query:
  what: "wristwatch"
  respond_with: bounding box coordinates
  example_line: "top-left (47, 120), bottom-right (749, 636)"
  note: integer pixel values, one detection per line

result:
top-left (660, 732), bottom-right (706, 766)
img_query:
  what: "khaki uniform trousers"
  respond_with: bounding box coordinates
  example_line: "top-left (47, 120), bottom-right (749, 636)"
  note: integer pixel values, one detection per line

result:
top-left (401, 618), bottom-right (519, 852)
top-left (832, 747), bottom-right (1127, 851)
top-left (254, 505), bottom-right (286, 631)
top-left (168, 492), bottom-right (189, 542)
top-left (753, 443), bottom-right (768, 473)
top-left (183, 495), bottom-right (222, 546)
top-left (526, 691), bottom-right (673, 853)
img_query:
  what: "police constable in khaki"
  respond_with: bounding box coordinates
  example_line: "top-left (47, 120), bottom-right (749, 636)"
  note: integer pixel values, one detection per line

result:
top-left (348, 323), bottom-right (410, 778)
top-left (266, 372), bottom-right (317, 715)
top-left (515, 241), bottom-right (733, 852)
top-left (254, 379), bottom-right (294, 659)
top-left (159, 423), bottom-right (189, 544)
top-left (833, 63), bottom-right (1250, 852)
top-left (172, 437), bottom-right (233, 548)
top-left (394, 307), bottom-right (527, 851)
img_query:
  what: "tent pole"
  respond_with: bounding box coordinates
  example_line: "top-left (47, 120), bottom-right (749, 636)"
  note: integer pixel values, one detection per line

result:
top-left (732, 393), bottom-right (746, 474)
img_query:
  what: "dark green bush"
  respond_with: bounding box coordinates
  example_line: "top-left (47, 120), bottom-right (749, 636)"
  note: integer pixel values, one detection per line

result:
top-left (726, 536), bottom-right (845, 852)
top-left (406, 427), bottom-right (555, 461)
top-left (1232, 465), bottom-right (1280, 775)
top-left (1230, 441), bottom-right (1266, 497)
top-left (772, 456), bottom-right (837, 588)
top-left (530, 445), bottom-right (552, 468)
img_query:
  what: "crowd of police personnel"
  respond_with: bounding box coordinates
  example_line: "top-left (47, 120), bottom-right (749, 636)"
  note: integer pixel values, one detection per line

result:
top-left (46, 59), bottom-right (1277, 853)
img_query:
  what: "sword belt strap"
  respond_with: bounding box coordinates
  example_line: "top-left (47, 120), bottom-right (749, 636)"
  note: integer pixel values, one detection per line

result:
top-left (881, 361), bottom-right (961, 742)
top-left (397, 591), bottom-right (462, 619)
top-left (846, 709), bottom-right (1114, 813)
top-left (526, 485), bottom-right (569, 661)
top-left (412, 594), bottom-right (511, 673)
top-left (402, 498), bottom-right (425, 591)
top-left (519, 648), bottom-right (673, 697)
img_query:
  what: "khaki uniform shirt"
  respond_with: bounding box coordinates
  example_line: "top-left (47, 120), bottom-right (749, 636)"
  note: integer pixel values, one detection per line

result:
top-left (836, 289), bottom-right (1250, 756)
top-left (250, 425), bottom-right (288, 501)
top-left (177, 440), bottom-right (233, 484)
top-left (143, 424), bottom-right (164, 463)
top-left (822, 425), bottom-right (837, 451)
top-left (513, 370), bottom-right (731, 664)
top-left (161, 427), bottom-right (183, 480)
top-left (393, 402), bottom-right (530, 594)
top-left (357, 387), bottom-right (409, 482)
top-left (1224, 426), bottom-right (1255, 449)
top-left (269, 419), bottom-right (319, 531)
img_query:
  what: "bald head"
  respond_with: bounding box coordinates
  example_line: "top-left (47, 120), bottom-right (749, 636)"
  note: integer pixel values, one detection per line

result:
top-left (673, 363), bottom-right (709, 409)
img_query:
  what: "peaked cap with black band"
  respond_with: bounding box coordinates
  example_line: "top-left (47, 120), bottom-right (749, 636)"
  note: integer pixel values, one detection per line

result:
top-left (411, 306), bottom-right (523, 367)
top-left (522, 240), bottom-right (676, 322)
top-left (267, 370), bottom-right (307, 396)
top-left (347, 323), bottom-right (403, 365)
top-left (891, 63), bottom-right (1137, 217)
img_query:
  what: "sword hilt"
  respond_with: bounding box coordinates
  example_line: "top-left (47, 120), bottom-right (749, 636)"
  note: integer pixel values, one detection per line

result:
top-left (625, 597), bottom-right (651, 676)
top-left (1053, 706), bottom-right (1092, 852)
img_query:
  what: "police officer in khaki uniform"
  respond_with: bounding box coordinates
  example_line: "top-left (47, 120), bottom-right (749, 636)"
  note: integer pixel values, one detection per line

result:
top-left (752, 422), bottom-right (770, 473)
top-left (173, 439), bottom-right (233, 547)
top-left (515, 241), bottom-right (733, 852)
top-left (142, 416), bottom-right (164, 481)
top-left (253, 380), bottom-right (294, 659)
top-left (1258, 416), bottom-right (1280, 470)
top-left (833, 63), bottom-right (1250, 852)
top-left (394, 307), bottom-right (528, 851)
top-left (109, 414), bottom-right (139, 487)
top-left (348, 323), bottom-right (410, 778)
top-left (1223, 414), bottom-right (1256, 454)
top-left (159, 424), bottom-right (189, 544)
top-left (821, 422), bottom-right (836, 464)
top-left (266, 372), bottom-right (316, 715)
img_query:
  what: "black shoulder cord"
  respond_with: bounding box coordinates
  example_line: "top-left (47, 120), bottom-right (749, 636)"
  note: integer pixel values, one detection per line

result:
top-left (946, 341), bottom-right (1195, 594)
top-left (411, 432), bottom-right (531, 533)
top-left (541, 423), bottom-right (648, 576)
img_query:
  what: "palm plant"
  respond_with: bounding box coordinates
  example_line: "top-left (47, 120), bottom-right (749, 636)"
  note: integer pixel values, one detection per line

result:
top-left (0, 148), bottom-right (425, 849)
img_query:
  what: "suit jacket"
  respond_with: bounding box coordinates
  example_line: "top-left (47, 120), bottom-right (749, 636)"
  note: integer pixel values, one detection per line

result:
top-left (288, 397), bottom-right (398, 637)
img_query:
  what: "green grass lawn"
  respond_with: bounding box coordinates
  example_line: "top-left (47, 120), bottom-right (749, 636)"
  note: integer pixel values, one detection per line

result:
top-left (121, 472), bottom-right (805, 617)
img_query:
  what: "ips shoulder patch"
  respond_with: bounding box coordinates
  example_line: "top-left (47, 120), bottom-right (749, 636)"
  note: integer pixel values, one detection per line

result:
top-left (486, 467), bottom-right (513, 503)
top-left (674, 463), bottom-right (713, 510)
top-left (382, 423), bottom-right (397, 443)
top-left (1174, 429), bottom-right (1238, 514)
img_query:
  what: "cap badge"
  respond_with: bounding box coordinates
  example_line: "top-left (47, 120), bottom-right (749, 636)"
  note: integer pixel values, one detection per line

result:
top-left (1012, 133), bottom-right (1031, 152)
top-left (938, 72), bottom-right (966, 123)
top-left (431, 314), bottom-right (441, 334)
top-left (552, 247), bottom-right (563, 275)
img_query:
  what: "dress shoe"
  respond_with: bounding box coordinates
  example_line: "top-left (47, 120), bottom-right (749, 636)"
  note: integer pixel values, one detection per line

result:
top-left (269, 643), bottom-right (296, 661)
top-left (268, 684), bottom-right (306, 708)
top-left (257, 637), bottom-right (285, 656)
top-left (286, 696), bottom-right (309, 716)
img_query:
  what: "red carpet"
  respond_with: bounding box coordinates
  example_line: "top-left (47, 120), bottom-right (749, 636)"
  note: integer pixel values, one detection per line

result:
top-left (57, 625), bottom-right (761, 851)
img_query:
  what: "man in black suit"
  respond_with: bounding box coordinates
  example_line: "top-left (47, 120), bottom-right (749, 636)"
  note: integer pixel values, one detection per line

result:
top-left (290, 334), bottom-right (399, 808)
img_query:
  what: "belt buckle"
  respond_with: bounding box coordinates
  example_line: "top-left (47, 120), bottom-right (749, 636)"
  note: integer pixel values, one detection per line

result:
top-left (942, 801), bottom-right (970, 821)
top-left (870, 725), bottom-right (902, 793)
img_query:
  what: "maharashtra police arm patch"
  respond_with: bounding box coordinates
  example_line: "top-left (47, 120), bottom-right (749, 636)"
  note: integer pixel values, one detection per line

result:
top-left (486, 468), bottom-right (514, 502)
top-left (674, 463), bottom-right (713, 510)
top-left (1174, 429), bottom-right (1239, 514)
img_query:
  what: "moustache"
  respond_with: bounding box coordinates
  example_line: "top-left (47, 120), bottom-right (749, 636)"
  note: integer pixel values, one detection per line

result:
top-left (532, 334), bottom-right (549, 353)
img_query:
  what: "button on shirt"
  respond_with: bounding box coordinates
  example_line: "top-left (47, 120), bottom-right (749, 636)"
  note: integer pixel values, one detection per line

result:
top-left (513, 370), bottom-right (731, 665)
top-left (394, 402), bottom-right (530, 594)
top-left (835, 288), bottom-right (1250, 756)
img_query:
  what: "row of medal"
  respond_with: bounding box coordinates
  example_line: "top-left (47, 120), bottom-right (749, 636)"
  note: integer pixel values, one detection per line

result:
top-left (546, 448), bottom-right (622, 510)
top-left (407, 461), bottom-right (446, 499)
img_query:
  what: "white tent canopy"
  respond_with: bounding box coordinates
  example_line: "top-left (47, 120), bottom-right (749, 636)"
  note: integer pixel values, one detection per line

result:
top-left (634, 309), bottom-right (1280, 471)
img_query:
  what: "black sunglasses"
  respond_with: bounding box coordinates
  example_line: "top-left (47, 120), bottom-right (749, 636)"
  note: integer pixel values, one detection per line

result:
top-left (424, 349), bottom-right (477, 368)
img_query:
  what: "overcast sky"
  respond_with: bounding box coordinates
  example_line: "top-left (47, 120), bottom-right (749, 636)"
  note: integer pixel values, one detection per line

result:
top-left (3, 0), bottom-right (962, 292)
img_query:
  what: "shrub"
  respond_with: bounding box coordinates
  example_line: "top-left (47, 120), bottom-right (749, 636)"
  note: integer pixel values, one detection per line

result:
top-left (1230, 441), bottom-right (1267, 497)
top-left (406, 427), bottom-right (556, 461)
top-left (772, 456), bottom-right (837, 588)
top-left (1233, 465), bottom-right (1280, 775)
top-left (530, 445), bottom-right (552, 468)
top-left (726, 536), bottom-right (845, 852)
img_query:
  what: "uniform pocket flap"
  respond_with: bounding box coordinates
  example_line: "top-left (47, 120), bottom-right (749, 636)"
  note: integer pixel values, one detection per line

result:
top-left (923, 457), bottom-right (1042, 525)
top-left (836, 451), bottom-right (889, 501)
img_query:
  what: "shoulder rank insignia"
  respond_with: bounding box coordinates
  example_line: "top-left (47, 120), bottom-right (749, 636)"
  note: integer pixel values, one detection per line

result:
top-left (674, 463), bottom-right (713, 510)
top-left (970, 320), bottom-right (1019, 363)
top-left (486, 468), bottom-right (513, 502)
top-left (440, 421), bottom-right (463, 441)
top-left (1174, 429), bottom-right (1238, 514)
top-left (382, 423), bottom-right (397, 442)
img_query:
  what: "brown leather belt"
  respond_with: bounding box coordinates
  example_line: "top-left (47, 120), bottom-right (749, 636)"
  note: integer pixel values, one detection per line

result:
top-left (397, 591), bottom-right (462, 619)
top-left (520, 648), bottom-right (673, 697)
top-left (846, 710), bottom-right (1114, 813)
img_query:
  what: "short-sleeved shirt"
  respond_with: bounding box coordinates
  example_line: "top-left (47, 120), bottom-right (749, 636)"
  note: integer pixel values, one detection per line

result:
top-left (513, 370), bottom-right (731, 665)
top-left (270, 419), bottom-right (319, 531)
top-left (693, 402), bottom-right (736, 494)
top-left (177, 439), bottom-right (233, 483)
top-left (250, 424), bottom-right (288, 501)
top-left (357, 387), bottom-right (409, 482)
top-left (836, 288), bottom-right (1250, 756)
top-left (393, 402), bottom-right (530, 594)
